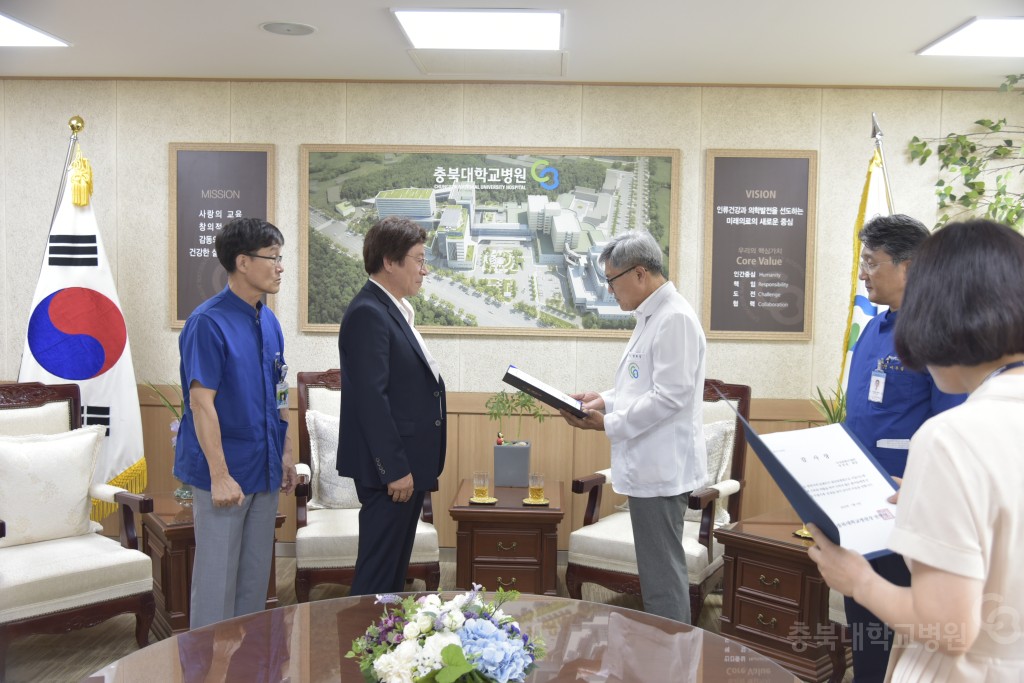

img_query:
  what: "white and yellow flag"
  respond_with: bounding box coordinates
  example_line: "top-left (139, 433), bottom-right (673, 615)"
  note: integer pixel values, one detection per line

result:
top-left (839, 148), bottom-right (891, 392)
top-left (18, 142), bottom-right (146, 520)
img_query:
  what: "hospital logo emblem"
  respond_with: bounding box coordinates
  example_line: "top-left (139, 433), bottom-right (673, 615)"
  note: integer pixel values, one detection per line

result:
top-left (628, 363), bottom-right (640, 379)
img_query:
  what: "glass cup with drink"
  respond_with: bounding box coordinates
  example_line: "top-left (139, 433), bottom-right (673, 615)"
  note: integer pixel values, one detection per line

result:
top-left (473, 471), bottom-right (490, 500)
top-left (527, 472), bottom-right (546, 504)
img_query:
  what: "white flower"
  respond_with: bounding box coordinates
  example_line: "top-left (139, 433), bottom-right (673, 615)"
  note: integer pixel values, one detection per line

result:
top-left (403, 620), bottom-right (421, 640)
top-left (492, 608), bottom-right (507, 621)
top-left (448, 593), bottom-right (469, 610)
top-left (442, 609), bottom-right (465, 631)
top-left (374, 639), bottom-right (420, 683)
top-left (415, 611), bottom-right (435, 634)
top-left (416, 631), bottom-right (462, 675)
top-left (420, 594), bottom-right (443, 609)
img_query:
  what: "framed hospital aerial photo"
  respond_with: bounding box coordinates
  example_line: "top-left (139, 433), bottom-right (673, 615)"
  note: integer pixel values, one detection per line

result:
top-left (299, 145), bottom-right (680, 336)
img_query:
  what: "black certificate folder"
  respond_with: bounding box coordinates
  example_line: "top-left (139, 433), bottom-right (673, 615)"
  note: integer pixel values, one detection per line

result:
top-left (502, 365), bottom-right (587, 418)
top-left (742, 420), bottom-right (898, 560)
top-left (710, 382), bottom-right (897, 559)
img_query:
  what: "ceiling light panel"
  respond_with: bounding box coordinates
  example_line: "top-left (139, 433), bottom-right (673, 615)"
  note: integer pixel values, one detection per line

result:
top-left (393, 9), bottom-right (562, 51)
top-left (0, 12), bottom-right (68, 47)
top-left (918, 17), bottom-right (1024, 57)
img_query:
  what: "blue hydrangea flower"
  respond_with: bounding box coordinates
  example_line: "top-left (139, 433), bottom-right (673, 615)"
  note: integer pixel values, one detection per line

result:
top-left (459, 618), bottom-right (532, 683)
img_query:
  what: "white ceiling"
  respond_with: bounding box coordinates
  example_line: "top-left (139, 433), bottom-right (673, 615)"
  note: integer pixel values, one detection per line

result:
top-left (1, 0), bottom-right (1022, 88)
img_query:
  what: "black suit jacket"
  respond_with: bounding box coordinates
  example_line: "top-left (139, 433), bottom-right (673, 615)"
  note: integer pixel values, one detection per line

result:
top-left (337, 281), bottom-right (446, 490)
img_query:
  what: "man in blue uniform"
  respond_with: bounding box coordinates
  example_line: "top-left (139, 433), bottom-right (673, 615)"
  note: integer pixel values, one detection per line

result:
top-left (174, 217), bottom-right (297, 629)
top-left (843, 214), bottom-right (965, 681)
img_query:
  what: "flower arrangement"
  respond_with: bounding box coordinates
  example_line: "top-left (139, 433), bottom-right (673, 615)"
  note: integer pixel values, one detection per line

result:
top-left (346, 585), bottom-right (545, 683)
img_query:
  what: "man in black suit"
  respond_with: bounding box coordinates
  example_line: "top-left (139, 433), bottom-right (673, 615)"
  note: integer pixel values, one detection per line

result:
top-left (337, 216), bottom-right (447, 595)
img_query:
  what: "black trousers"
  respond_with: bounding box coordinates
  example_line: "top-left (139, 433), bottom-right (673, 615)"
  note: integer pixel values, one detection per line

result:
top-left (843, 552), bottom-right (912, 683)
top-left (349, 484), bottom-right (425, 596)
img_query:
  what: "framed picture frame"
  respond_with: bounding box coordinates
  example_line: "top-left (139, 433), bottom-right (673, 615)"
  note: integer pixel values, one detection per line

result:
top-left (702, 149), bottom-right (817, 341)
top-left (169, 143), bottom-right (276, 327)
top-left (299, 145), bottom-right (680, 336)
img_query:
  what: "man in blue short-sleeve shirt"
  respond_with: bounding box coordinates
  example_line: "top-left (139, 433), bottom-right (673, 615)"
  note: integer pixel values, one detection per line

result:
top-left (842, 214), bottom-right (965, 681)
top-left (174, 217), bottom-right (297, 629)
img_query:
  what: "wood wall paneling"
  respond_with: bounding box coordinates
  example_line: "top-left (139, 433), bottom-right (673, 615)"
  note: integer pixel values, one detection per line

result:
top-left (134, 386), bottom-right (820, 549)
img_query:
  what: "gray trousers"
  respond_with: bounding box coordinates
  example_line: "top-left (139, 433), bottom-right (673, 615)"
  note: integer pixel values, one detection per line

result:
top-left (189, 488), bottom-right (278, 629)
top-left (628, 492), bottom-right (691, 624)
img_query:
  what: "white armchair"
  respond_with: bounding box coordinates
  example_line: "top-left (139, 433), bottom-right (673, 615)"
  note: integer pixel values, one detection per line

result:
top-left (293, 370), bottom-right (440, 602)
top-left (0, 382), bottom-right (154, 678)
top-left (565, 379), bottom-right (751, 624)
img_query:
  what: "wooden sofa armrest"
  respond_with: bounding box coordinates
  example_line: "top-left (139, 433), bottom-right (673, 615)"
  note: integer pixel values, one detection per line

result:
top-left (293, 463), bottom-right (312, 528)
top-left (91, 483), bottom-right (152, 550)
top-left (421, 493), bottom-right (434, 524)
top-left (571, 472), bottom-right (608, 526)
top-left (114, 491), bottom-right (153, 551)
top-left (688, 479), bottom-right (743, 553)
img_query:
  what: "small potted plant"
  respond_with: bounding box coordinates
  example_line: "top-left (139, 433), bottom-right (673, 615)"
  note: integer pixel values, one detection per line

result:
top-left (485, 389), bottom-right (546, 487)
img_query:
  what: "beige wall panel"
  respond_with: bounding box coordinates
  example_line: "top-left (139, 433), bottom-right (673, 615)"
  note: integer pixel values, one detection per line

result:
top-left (462, 84), bottom-right (583, 147)
top-left (581, 84), bottom-right (705, 304)
top-left (701, 88), bottom-right (822, 150)
top-left (0, 80), bottom-right (1016, 404)
top-left (459, 335), bottom-right (579, 395)
top-left (572, 339), bottom-right (626, 395)
top-left (813, 88), bottom-right (943, 392)
top-left (424, 335), bottom-right (461, 390)
top-left (115, 81), bottom-right (232, 381)
top-left (346, 83), bottom-right (465, 146)
top-left (230, 81), bottom-right (347, 379)
top-left (3, 80), bottom-right (118, 380)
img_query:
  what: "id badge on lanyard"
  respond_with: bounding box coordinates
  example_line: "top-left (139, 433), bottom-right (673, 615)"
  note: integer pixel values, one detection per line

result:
top-left (868, 359), bottom-right (886, 403)
top-left (275, 353), bottom-right (289, 410)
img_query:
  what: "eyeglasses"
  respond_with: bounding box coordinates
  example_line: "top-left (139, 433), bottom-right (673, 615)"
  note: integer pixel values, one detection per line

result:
top-left (858, 258), bottom-right (899, 274)
top-left (406, 255), bottom-right (427, 270)
top-left (246, 253), bottom-right (283, 265)
top-left (605, 266), bottom-right (637, 290)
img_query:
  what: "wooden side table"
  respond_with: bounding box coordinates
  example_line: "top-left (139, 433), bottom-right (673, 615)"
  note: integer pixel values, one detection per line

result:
top-left (715, 508), bottom-right (849, 683)
top-left (448, 479), bottom-right (564, 596)
top-left (141, 492), bottom-right (285, 639)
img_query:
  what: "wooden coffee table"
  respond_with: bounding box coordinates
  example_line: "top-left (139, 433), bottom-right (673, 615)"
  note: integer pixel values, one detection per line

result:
top-left (141, 491), bottom-right (285, 638)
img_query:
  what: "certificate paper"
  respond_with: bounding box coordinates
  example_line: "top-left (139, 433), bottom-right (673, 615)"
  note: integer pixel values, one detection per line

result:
top-left (502, 365), bottom-right (586, 418)
top-left (753, 423), bottom-right (898, 558)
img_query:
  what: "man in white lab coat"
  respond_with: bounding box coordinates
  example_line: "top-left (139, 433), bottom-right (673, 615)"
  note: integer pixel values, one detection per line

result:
top-left (561, 230), bottom-right (707, 623)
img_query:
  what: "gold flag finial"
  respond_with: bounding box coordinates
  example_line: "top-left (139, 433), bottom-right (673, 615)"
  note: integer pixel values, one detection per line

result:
top-left (70, 142), bottom-right (93, 207)
top-left (68, 115), bottom-right (85, 135)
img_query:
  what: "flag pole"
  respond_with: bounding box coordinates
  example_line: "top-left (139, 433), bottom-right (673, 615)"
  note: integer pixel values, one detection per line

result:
top-left (49, 115), bottom-right (85, 229)
top-left (871, 112), bottom-right (896, 214)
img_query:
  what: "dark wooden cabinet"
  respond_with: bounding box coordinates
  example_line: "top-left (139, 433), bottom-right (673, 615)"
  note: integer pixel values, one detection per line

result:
top-left (141, 492), bottom-right (285, 639)
top-left (449, 479), bottom-right (564, 596)
top-left (715, 509), bottom-right (849, 683)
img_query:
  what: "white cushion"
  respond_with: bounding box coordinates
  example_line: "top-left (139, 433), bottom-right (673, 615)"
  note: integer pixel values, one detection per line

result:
top-left (295, 508), bottom-right (439, 570)
top-left (0, 532), bottom-right (152, 623)
top-left (0, 425), bottom-right (106, 548)
top-left (307, 385), bottom-right (341, 417)
top-left (305, 410), bottom-right (360, 510)
top-left (0, 399), bottom-right (74, 436)
top-left (567, 510), bottom-right (724, 584)
top-left (684, 419), bottom-right (736, 525)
